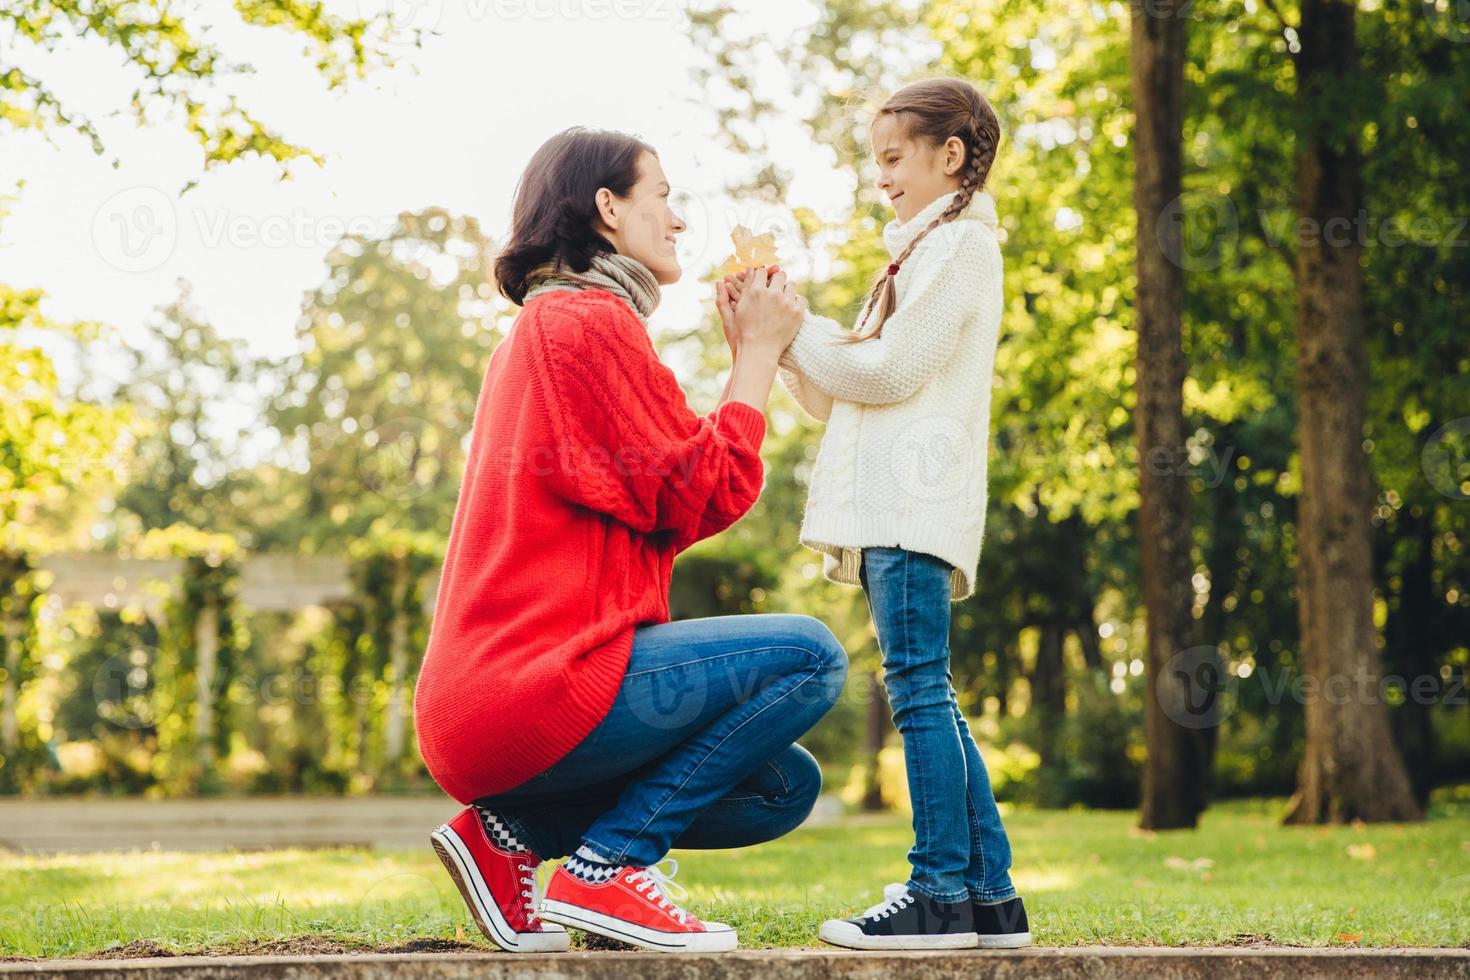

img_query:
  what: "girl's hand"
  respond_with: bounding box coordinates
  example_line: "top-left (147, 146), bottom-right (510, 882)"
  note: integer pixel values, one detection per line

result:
top-left (734, 269), bottom-right (805, 355)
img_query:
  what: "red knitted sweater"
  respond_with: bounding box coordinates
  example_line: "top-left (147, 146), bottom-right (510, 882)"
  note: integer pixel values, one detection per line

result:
top-left (413, 289), bottom-right (768, 804)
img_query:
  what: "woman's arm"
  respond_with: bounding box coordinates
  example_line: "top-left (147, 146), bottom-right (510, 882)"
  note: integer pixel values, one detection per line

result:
top-left (531, 294), bottom-right (767, 555)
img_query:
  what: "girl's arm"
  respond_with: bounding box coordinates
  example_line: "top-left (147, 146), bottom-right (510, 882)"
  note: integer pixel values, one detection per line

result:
top-left (777, 363), bottom-right (834, 423)
top-left (780, 227), bottom-right (997, 405)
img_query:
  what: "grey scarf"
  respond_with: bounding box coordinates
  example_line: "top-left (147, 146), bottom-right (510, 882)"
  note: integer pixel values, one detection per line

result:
top-left (522, 252), bottom-right (662, 325)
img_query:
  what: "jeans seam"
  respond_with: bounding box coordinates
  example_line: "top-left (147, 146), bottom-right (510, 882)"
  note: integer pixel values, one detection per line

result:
top-left (623, 645), bottom-right (821, 678)
top-left (766, 758), bottom-right (792, 796)
top-left (610, 647), bottom-right (830, 864)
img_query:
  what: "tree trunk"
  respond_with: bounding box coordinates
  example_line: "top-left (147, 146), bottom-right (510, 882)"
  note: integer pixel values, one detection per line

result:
top-left (1382, 505), bottom-right (1437, 810)
top-left (1282, 0), bottom-right (1421, 824)
top-left (1031, 622), bottom-right (1068, 769)
top-left (862, 670), bottom-right (888, 811)
top-left (1130, 0), bottom-right (1204, 829)
top-left (1, 611), bottom-right (21, 753)
top-left (383, 557), bottom-right (411, 773)
top-left (193, 594), bottom-right (219, 768)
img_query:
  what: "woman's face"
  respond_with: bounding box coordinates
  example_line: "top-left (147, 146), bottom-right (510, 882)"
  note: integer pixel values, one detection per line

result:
top-left (595, 151), bottom-right (687, 285)
top-left (870, 113), bottom-right (964, 224)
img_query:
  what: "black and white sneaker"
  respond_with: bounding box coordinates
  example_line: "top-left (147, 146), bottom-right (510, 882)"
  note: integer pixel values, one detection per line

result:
top-left (974, 895), bottom-right (1031, 948)
top-left (819, 882), bottom-right (978, 950)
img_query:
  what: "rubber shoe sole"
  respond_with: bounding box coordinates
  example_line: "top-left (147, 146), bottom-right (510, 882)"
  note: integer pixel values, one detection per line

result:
top-left (978, 930), bottom-right (1033, 949)
top-left (818, 918), bottom-right (979, 950)
top-left (539, 898), bottom-right (737, 953)
top-left (429, 823), bottom-right (568, 953)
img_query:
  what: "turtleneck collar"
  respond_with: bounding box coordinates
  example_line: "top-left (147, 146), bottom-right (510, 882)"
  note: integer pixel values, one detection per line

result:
top-left (883, 188), bottom-right (998, 259)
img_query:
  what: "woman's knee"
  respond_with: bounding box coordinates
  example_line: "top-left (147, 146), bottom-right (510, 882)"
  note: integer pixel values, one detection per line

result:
top-left (775, 614), bottom-right (848, 681)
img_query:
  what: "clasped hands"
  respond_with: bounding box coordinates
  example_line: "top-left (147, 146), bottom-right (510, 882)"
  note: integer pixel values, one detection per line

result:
top-left (714, 266), bottom-right (805, 362)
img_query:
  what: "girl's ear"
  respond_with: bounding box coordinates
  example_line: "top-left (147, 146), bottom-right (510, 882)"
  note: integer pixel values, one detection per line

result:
top-left (594, 187), bottom-right (619, 231)
top-left (942, 136), bottom-right (966, 176)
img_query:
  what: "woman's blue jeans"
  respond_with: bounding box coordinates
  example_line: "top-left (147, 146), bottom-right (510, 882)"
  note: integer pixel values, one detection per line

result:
top-left (861, 546), bottom-right (1017, 904)
top-left (473, 614), bottom-right (848, 868)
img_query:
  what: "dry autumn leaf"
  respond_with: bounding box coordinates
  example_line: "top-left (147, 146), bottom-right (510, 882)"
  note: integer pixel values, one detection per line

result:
top-left (718, 224), bottom-right (781, 279)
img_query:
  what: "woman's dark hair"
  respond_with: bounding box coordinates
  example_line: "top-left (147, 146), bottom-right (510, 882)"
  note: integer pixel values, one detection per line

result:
top-left (494, 126), bottom-right (655, 305)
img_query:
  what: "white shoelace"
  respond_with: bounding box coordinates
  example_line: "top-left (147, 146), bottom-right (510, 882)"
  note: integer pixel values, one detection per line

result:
top-left (862, 882), bottom-right (915, 919)
top-left (517, 857), bottom-right (541, 924)
top-left (625, 859), bottom-right (691, 924)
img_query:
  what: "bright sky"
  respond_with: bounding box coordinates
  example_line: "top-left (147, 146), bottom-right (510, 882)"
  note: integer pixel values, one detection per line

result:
top-left (0, 0), bottom-right (859, 389)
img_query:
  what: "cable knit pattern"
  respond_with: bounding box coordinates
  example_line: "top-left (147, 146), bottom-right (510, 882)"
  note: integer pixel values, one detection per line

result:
top-left (777, 190), bottom-right (1003, 601)
top-left (414, 289), bottom-right (767, 803)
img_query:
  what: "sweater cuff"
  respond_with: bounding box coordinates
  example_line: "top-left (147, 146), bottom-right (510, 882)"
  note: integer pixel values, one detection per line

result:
top-left (713, 399), bottom-right (767, 451)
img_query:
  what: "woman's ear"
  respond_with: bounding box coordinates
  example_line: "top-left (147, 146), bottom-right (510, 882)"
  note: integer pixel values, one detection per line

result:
top-left (942, 136), bottom-right (966, 176)
top-left (594, 187), bottom-right (619, 231)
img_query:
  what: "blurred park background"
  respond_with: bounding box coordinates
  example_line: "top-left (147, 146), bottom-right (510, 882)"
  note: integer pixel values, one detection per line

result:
top-left (1, 0), bottom-right (1468, 841)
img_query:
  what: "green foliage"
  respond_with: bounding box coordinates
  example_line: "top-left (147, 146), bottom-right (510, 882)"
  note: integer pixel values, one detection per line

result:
top-left (0, 0), bottom-right (414, 175)
top-left (263, 209), bottom-right (502, 553)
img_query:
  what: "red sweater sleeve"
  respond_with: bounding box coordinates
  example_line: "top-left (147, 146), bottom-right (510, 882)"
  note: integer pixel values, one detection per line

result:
top-left (528, 292), bottom-right (767, 554)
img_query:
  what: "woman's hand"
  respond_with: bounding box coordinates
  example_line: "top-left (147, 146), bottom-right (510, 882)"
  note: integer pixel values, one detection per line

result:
top-left (722, 265), bottom-right (781, 308)
top-left (715, 280), bottom-right (740, 359)
top-left (733, 268), bottom-right (805, 356)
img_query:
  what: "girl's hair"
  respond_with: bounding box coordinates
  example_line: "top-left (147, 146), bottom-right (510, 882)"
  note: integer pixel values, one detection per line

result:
top-left (844, 78), bottom-right (1001, 343)
top-left (494, 126), bottom-right (655, 305)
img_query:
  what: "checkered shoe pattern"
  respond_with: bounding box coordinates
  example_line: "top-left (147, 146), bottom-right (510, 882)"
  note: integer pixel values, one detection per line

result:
top-left (475, 807), bottom-right (528, 854)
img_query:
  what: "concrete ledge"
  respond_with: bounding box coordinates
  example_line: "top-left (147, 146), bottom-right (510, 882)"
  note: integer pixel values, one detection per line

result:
top-left (3, 948), bottom-right (1469, 980)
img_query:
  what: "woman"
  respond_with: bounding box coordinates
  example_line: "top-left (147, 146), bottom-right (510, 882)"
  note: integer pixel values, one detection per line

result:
top-left (412, 127), bottom-right (849, 955)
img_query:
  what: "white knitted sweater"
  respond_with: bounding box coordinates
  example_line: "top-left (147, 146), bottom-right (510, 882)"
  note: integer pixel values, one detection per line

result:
top-left (777, 189), bottom-right (1003, 601)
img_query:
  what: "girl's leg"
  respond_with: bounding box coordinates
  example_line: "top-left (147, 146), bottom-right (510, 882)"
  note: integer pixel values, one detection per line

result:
top-left (477, 613), bottom-right (847, 866)
top-left (859, 547), bottom-right (970, 905)
top-left (948, 685), bottom-right (1018, 902)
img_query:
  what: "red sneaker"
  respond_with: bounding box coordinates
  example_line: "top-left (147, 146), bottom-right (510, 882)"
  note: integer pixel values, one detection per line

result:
top-left (430, 806), bottom-right (568, 953)
top-left (539, 858), bottom-right (737, 952)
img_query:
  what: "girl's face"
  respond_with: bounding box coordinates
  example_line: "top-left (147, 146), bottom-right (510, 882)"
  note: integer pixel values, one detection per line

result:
top-left (870, 113), bottom-right (965, 224)
top-left (595, 151), bottom-right (687, 285)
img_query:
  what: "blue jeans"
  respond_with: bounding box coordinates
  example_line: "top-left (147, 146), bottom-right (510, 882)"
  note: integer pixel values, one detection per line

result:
top-left (860, 547), bottom-right (1016, 904)
top-left (473, 614), bottom-right (848, 867)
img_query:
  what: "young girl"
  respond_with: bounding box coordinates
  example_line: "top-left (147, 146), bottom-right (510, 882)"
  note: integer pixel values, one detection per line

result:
top-left (720, 78), bottom-right (1030, 950)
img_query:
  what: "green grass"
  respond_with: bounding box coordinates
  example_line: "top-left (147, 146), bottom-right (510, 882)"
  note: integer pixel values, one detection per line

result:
top-left (4, 789), bottom-right (1469, 958)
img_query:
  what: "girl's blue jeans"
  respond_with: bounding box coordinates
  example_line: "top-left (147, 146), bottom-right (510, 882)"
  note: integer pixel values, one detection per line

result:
top-left (473, 613), bottom-right (848, 868)
top-left (861, 546), bottom-right (1017, 905)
